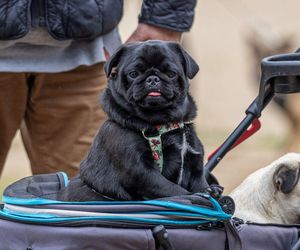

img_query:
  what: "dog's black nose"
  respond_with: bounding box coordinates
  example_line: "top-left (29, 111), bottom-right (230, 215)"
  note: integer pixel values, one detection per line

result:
top-left (146, 75), bottom-right (160, 87)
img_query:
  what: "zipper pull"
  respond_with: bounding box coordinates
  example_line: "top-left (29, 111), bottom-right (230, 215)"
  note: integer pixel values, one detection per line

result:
top-left (232, 217), bottom-right (244, 229)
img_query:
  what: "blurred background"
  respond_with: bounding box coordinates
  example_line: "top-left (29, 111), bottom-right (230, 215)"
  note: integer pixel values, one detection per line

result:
top-left (1, 0), bottom-right (300, 195)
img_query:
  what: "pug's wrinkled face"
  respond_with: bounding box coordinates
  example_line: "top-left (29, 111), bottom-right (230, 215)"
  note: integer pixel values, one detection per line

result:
top-left (125, 52), bottom-right (182, 110)
top-left (105, 41), bottom-right (199, 112)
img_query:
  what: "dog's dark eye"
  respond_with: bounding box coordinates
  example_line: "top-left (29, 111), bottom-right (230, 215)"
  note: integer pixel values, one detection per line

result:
top-left (128, 71), bottom-right (139, 79)
top-left (167, 71), bottom-right (177, 78)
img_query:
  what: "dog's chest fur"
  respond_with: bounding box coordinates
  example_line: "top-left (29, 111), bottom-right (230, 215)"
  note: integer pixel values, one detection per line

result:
top-left (156, 127), bottom-right (203, 187)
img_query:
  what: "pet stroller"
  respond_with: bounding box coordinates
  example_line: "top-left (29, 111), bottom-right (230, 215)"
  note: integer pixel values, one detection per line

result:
top-left (1, 52), bottom-right (300, 250)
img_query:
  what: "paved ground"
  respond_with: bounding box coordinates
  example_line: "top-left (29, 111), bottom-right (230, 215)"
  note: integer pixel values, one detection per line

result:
top-left (1, 0), bottom-right (300, 195)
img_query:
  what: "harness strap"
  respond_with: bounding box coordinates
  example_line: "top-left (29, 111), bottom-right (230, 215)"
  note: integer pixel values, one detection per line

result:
top-left (142, 121), bottom-right (192, 173)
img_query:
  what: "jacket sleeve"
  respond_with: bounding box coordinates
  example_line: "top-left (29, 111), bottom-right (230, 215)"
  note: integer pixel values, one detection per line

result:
top-left (138, 0), bottom-right (197, 32)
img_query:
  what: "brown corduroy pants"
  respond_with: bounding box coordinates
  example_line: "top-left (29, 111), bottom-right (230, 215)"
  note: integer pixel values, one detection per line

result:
top-left (0, 63), bottom-right (106, 178)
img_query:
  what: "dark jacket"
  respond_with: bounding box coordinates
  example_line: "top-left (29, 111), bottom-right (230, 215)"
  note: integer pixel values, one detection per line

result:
top-left (139, 0), bottom-right (197, 32)
top-left (0, 0), bottom-right (196, 41)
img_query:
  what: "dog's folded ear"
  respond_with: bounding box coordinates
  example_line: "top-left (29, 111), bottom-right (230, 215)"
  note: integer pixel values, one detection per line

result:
top-left (273, 163), bottom-right (300, 193)
top-left (104, 45), bottom-right (126, 78)
top-left (168, 42), bottom-right (199, 79)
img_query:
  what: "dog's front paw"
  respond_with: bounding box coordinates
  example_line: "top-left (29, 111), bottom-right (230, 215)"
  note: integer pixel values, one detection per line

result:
top-left (206, 184), bottom-right (224, 199)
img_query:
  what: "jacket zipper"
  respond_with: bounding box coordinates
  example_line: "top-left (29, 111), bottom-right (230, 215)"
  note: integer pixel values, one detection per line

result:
top-left (31, 0), bottom-right (46, 28)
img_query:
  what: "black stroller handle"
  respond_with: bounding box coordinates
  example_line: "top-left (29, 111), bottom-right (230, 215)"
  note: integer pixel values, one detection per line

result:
top-left (205, 50), bottom-right (300, 180)
top-left (205, 101), bottom-right (261, 177)
top-left (258, 52), bottom-right (300, 112)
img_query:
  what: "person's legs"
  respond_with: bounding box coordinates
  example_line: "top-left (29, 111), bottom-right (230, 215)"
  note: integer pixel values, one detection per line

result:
top-left (0, 73), bottom-right (27, 175)
top-left (21, 63), bottom-right (107, 177)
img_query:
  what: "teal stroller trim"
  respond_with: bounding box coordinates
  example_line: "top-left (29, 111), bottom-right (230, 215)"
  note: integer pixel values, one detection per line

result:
top-left (0, 172), bottom-right (231, 227)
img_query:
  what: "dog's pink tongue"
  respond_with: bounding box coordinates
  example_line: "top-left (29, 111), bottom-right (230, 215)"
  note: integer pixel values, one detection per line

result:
top-left (148, 92), bottom-right (161, 96)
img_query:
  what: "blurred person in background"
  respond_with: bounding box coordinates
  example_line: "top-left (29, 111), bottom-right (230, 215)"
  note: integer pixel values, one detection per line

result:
top-left (0, 0), bottom-right (197, 178)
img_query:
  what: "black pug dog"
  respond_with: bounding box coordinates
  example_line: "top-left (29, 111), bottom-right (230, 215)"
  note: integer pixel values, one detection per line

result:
top-left (58, 40), bottom-right (214, 202)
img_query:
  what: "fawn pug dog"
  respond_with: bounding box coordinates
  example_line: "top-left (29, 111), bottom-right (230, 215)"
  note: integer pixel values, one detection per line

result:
top-left (58, 40), bottom-right (212, 202)
top-left (230, 153), bottom-right (300, 224)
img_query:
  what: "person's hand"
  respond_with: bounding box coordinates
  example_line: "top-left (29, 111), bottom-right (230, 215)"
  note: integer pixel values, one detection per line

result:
top-left (126, 23), bottom-right (182, 43)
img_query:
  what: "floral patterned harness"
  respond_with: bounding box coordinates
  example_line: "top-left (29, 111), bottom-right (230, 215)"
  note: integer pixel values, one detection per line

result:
top-left (142, 121), bottom-right (192, 173)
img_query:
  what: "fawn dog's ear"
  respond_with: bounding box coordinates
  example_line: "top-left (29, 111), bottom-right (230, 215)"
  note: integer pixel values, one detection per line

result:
top-left (273, 163), bottom-right (300, 193)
